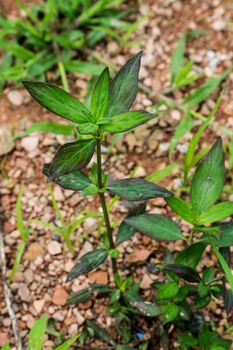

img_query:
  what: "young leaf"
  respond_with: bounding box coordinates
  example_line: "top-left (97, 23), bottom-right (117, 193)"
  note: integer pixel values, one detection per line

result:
top-left (125, 214), bottom-right (183, 241)
top-left (91, 67), bottom-right (110, 121)
top-left (163, 303), bottom-right (179, 324)
top-left (28, 314), bottom-right (47, 350)
top-left (22, 81), bottom-right (94, 124)
top-left (101, 111), bottom-right (156, 133)
top-left (147, 163), bottom-right (180, 183)
top-left (171, 34), bottom-right (186, 84)
top-left (220, 222), bottom-right (233, 247)
top-left (107, 178), bottom-right (172, 201)
top-left (106, 51), bottom-right (142, 117)
top-left (198, 202), bottom-right (233, 225)
top-left (163, 263), bottom-right (200, 283)
top-left (169, 111), bottom-right (194, 159)
top-left (184, 72), bottom-right (228, 107)
top-left (166, 196), bottom-right (194, 224)
top-left (115, 203), bottom-right (146, 246)
top-left (46, 139), bottom-right (97, 180)
top-left (132, 301), bottom-right (161, 317)
top-left (67, 249), bottom-right (108, 281)
top-left (77, 122), bottom-right (99, 135)
top-left (190, 138), bottom-right (225, 215)
top-left (157, 281), bottom-right (179, 299)
top-left (54, 335), bottom-right (79, 350)
top-left (43, 164), bottom-right (91, 191)
top-left (175, 242), bottom-right (206, 269)
top-left (86, 320), bottom-right (115, 347)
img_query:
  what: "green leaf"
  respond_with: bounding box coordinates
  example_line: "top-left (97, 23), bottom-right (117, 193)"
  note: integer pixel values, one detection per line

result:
top-left (0, 343), bottom-right (10, 350)
top-left (125, 214), bottom-right (183, 241)
top-left (101, 110), bottom-right (156, 133)
top-left (67, 249), bottom-right (108, 281)
top-left (175, 242), bottom-right (206, 269)
top-left (91, 68), bottom-right (110, 121)
top-left (106, 51), bottom-right (142, 117)
top-left (184, 72), bottom-right (228, 107)
top-left (163, 303), bottom-right (179, 324)
top-left (43, 164), bottom-right (91, 191)
top-left (28, 314), bottom-right (47, 350)
top-left (166, 196), bottom-right (194, 224)
top-left (107, 178), bottom-right (172, 201)
top-left (147, 163), bottom-right (180, 183)
top-left (115, 203), bottom-right (146, 246)
top-left (132, 301), bottom-right (161, 317)
top-left (46, 139), bottom-right (97, 180)
top-left (220, 222), bottom-right (233, 247)
top-left (163, 264), bottom-right (200, 283)
top-left (184, 93), bottom-right (222, 173)
top-left (77, 122), bottom-right (99, 135)
top-left (86, 320), bottom-right (115, 346)
top-left (10, 241), bottom-right (26, 282)
top-left (157, 281), bottom-right (179, 299)
top-left (169, 111), bottom-right (194, 159)
top-left (198, 202), bottom-right (233, 225)
top-left (54, 335), bottom-right (79, 350)
top-left (202, 267), bottom-right (215, 284)
top-left (22, 81), bottom-right (93, 124)
top-left (171, 34), bottom-right (186, 83)
top-left (16, 185), bottom-right (28, 242)
top-left (15, 121), bottom-right (74, 139)
top-left (67, 288), bottom-right (92, 306)
top-left (190, 138), bottom-right (225, 215)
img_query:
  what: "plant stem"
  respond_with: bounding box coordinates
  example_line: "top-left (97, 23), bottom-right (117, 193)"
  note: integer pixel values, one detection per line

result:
top-left (96, 140), bottom-right (118, 277)
top-left (58, 60), bottom-right (69, 92)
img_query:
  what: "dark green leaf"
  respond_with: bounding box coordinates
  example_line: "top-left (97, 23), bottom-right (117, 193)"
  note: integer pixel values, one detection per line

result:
top-left (115, 203), bottom-right (146, 246)
top-left (184, 73), bottom-right (228, 107)
top-left (22, 81), bottom-right (93, 124)
top-left (101, 110), bottom-right (156, 133)
top-left (132, 301), bottom-right (161, 317)
top-left (115, 314), bottom-right (131, 343)
top-left (43, 164), bottom-right (91, 191)
top-left (107, 178), bottom-right (172, 201)
top-left (125, 214), bottom-right (183, 241)
top-left (202, 267), bottom-right (215, 284)
top-left (157, 281), bottom-right (179, 299)
top-left (67, 249), bottom-right (108, 281)
top-left (175, 242), bottom-right (206, 269)
top-left (198, 202), bottom-right (233, 225)
top-left (223, 287), bottom-right (233, 315)
top-left (190, 138), bottom-right (225, 215)
top-left (67, 288), bottom-right (92, 305)
top-left (91, 68), bottom-right (110, 121)
top-left (220, 222), bottom-right (233, 247)
top-left (195, 294), bottom-right (211, 309)
top-left (106, 51), bottom-right (142, 117)
top-left (47, 139), bottom-right (96, 180)
top-left (163, 264), bottom-right (200, 283)
top-left (166, 196), bottom-right (194, 224)
top-left (163, 303), bottom-right (179, 324)
top-left (86, 320), bottom-right (115, 347)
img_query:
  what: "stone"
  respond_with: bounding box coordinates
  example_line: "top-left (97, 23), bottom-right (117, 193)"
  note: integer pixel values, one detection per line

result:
top-left (75, 312), bottom-right (85, 325)
top-left (78, 241), bottom-right (93, 258)
top-left (89, 271), bottom-right (108, 285)
top-left (24, 269), bottom-right (33, 284)
top-left (53, 186), bottom-right (64, 201)
top-left (47, 241), bottom-right (62, 255)
top-left (212, 19), bottom-right (226, 31)
top-left (7, 90), bottom-right (23, 106)
top-left (83, 217), bottom-right (98, 232)
top-left (157, 142), bottom-right (169, 156)
top-left (18, 283), bottom-right (31, 302)
top-left (140, 274), bottom-right (153, 289)
top-left (0, 126), bottom-right (14, 156)
top-left (134, 166), bottom-right (146, 177)
top-left (52, 285), bottom-right (68, 306)
top-left (0, 333), bottom-right (8, 346)
top-left (33, 299), bottom-right (45, 314)
top-left (24, 243), bottom-right (44, 262)
top-left (21, 136), bottom-right (39, 152)
top-left (126, 249), bottom-right (151, 264)
top-left (68, 323), bottom-right (78, 336)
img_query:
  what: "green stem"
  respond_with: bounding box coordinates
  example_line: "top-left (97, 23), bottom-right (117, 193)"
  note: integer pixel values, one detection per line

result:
top-left (58, 60), bottom-right (69, 92)
top-left (96, 140), bottom-right (118, 277)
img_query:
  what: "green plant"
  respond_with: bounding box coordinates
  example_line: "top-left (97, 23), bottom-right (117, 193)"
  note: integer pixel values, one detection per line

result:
top-left (10, 185), bottom-right (30, 281)
top-left (33, 184), bottom-right (99, 252)
top-left (0, 315), bottom-right (79, 349)
top-left (22, 53), bottom-right (232, 347)
top-left (0, 0), bottom-right (140, 91)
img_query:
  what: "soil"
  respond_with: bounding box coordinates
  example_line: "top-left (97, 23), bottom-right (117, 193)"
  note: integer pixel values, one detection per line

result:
top-left (0, 0), bottom-right (233, 349)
